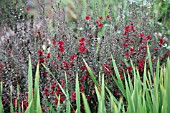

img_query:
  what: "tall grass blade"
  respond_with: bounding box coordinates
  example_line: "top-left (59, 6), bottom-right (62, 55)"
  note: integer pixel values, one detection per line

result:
top-left (83, 59), bottom-right (98, 86)
top-left (82, 93), bottom-right (91, 113)
top-left (0, 82), bottom-right (4, 113)
top-left (76, 73), bottom-right (81, 113)
top-left (10, 84), bottom-right (14, 113)
top-left (28, 54), bottom-right (33, 112)
top-left (111, 55), bottom-right (126, 98)
top-left (34, 62), bottom-right (42, 113)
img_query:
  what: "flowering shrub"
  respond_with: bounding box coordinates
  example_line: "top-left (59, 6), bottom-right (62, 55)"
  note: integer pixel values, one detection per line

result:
top-left (0, 0), bottom-right (169, 112)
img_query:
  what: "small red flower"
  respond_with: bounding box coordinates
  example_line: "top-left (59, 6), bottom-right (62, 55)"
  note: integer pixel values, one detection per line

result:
top-left (43, 71), bottom-right (47, 77)
top-left (130, 47), bottom-right (134, 54)
top-left (53, 39), bottom-right (57, 45)
top-left (99, 16), bottom-right (103, 20)
top-left (95, 19), bottom-right (99, 23)
top-left (37, 50), bottom-right (43, 55)
top-left (86, 95), bottom-right (92, 100)
top-left (58, 45), bottom-right (65, 53)
top-left (71, 91), bottom-right (76, 100)
top-left (124, 52), bottom-right (130, 58)
top-left (106, 15), bottom-right (110, 19)
top-left (82, 75), bottom-right (88, 80)
top-left (158, 38), bottom-right (164, 46)
top-left (120, 73), bottom-right (123, 79)
top-left (80, 86), bottom-right (85, 92)
top-left (98, 23), bottom-right (103, 28)
top-left (46, 53), bottom-right (50, 58)
top-left (62, 61), bottom-right (69, 69)
top-left (127, 66), bottom-right (133, 72)
top-left (168, 51), bottom-right (170, 55)
top-left (56, 54), bottom-right (60, 59)
top-left (54, 98), bottom-right (58, 104)
top-left (58, 41), bottom-right (64, 46)
top-left (81, 65), bottom-right (87, 70)
top-left (39, 57), bottom-right (44, 63)
top-left (146, 35), bottom-right (151, 40)
top-left (7, 49), bottom-right (12, 53)
top-left (26, 7), bottom-right (30, 11)
top-left (124, 25), bottom-right (132, 33)
top-left (138, 59), bottom-right (145, 70)
top-left (140, 32), bottom-right (144, 37)
top-left (122, 43), bottom-right (128, 47)
top-left (70, 54), bottom-right (77, 61)
top-left (79, 37), bottom-right (86, 43)
top-left (154, 48), bottom-right (159, 51)
top-left (78, 46), bottom-right (87, 53)
top-left (85, 15), bottom-right (91, 21)
top-left (44, 87), bottom-right (48, 91)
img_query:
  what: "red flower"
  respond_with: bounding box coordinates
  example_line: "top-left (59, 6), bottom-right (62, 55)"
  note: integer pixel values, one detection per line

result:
top-left (56, 54), bottom-right (60, 59)
top-left (7, 49), bottom-right (12, 53)
top-left (140, 32), bottom-right (144, 37)
top-left (51, 83), bottom-right (56, 89)
top-left (60, 97), bottom-right (65, 103)
top-left (62, 61), bottom-right (69, 69)
top-left (46, 53), bottom-right (50, 58)
top-left (79, 37), bottom-right (86, 43)
top-left (54, 98), bottom-right (58, 104)
top-left (138, 59), bottom-right (145, 70)
top-left (122, 43), bottom-right (128, 47)
top-left (158, 38), bottom-right (164, 46)
top-left (70, 54), bottom-right (77, 61)
top-left (106, 15), bottom-right (110, 19)
top-left (58, 41), bottom-right (64, 46)
top-left (122, 62), bottom-right (125, 66)
top-left (120, 73), bottom-right (123, 79)
top-left (39, 57), bottom-right (44, 63)
top-left (85, 15), bottom-right (91, 21)
top-left (130, 47), bottom-right (134, 54)
top-left (124, 52), bottom-right (130, 58)
top-left (71, 91), bottom-right (76, 100)
top-left (127, 66), bottom-right (133, 72)
top-left (86, 95), bottom-right (92, 100)
top-left (168, 51), bottom-right (170, 55)
top-left (53, 39), bottom-right (57, 45)
top-left (99, 16), bottom-right (103, 20)
top-left (82, 75), bottom-right (88, 80)
top-left (58, 45), bottom-right (64, 53)
top-left (103, 64), bottom-right (111, 74)
top-left (81, 65), bottom-right (87, 70)
top-left (78, 46), bottom-right (87, 53)
top-left (146, 35), bottom-right (151, 40)
top-left (98, 23), bottom-right (103, 28)
top-left (124, 25), bottom-right (132, 33)
top-left (80, 86), bottom-right (85, 92)
top-left (43, 71), bottom-right (47, 77)
top-left (37, 50), bottom-right (43, 55)
top-left (154, 48), bottom-right (159, 51)
top-left (26, 7), bottom-right (30, 11)
top-left (95, 19), bottom-right (99, 23)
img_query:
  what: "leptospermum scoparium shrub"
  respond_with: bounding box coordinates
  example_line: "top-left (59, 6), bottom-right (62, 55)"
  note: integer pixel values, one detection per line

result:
top-left (0, 0), bottom-right (170, 113)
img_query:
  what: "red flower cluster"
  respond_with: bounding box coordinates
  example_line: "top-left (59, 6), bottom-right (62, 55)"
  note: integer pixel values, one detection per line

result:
top-left (46, 53), bottom-right (50, 58)
top-left (37, 50), bottom-right (44, 56)
top-left (85, 15), bottom-right (91, 21)
top-left (124, 25), bottom-right (135, 36)
top-left (78, 38), bottom-right (88, 53)
top-left (58, 41), bottom-right (65, 53)
top-left (158, 38), bottom-right (164, 46)
top-left (26, 7), bottom-right (30, 11)
top-left (70, 54), bottom-right (77, 61)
